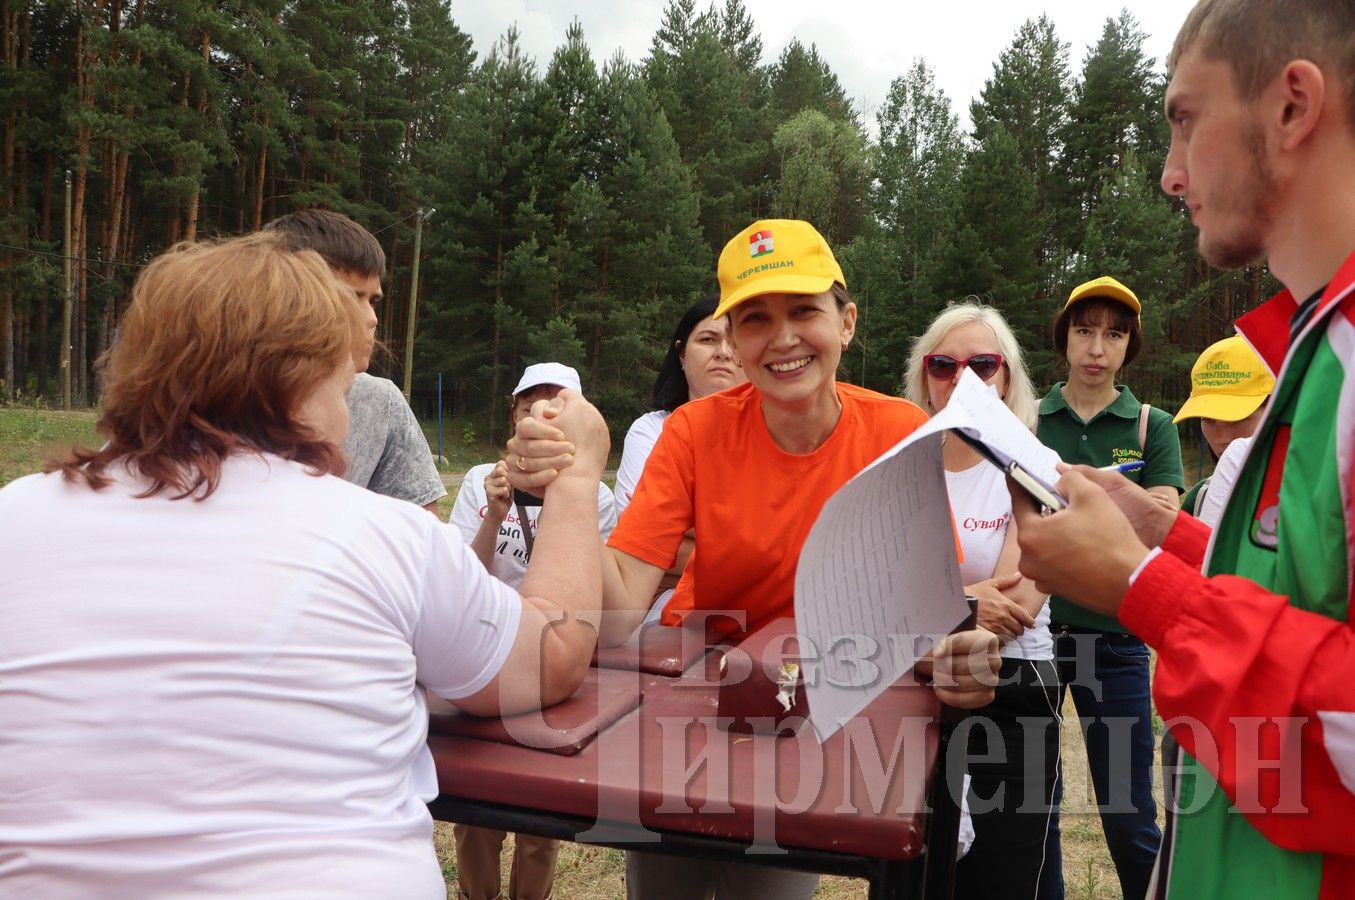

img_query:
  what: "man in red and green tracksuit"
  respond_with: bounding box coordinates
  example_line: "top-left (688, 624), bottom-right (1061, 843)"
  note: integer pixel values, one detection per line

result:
top-left (1127, 261), bottom-right (1355, 898)
top-left (1007, 2), bottom-right (1355, 898)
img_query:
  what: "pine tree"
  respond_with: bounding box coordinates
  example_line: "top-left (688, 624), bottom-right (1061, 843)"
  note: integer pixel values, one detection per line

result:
top-left (1073, 149), bottom-right (1189, 403)
top-left (1057, 11), bottom-right (1165, 252)
top-left (377, 0), bottom-right (474, 348)
top-left (587, 57), bottom-right (706, 423)
top-left (941, 123), bottom-right (1051, 378)
top-left (534, 21), bottom-right (604, 317)
top-left (845, 60), bottom-right (963, 391)
top-left (970, 16), bottom-right (1072, 306)
top-left (645, 0), bottom-right (768, 253)
top-left (767, 40), bottom-right (854, 124)
top-left (421, 28), bottom-right (546, 434)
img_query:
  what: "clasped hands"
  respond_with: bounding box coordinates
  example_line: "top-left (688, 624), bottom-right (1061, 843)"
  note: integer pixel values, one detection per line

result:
top-left (502, 389), bottom-right (609, 495)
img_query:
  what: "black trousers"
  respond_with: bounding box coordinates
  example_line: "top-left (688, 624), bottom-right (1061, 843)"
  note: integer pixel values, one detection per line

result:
top-left (953, 657), bottom-right (1062, 900)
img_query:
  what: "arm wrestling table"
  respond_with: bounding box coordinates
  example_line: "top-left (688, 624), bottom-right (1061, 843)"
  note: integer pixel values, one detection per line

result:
top-left (426, 620), bottom-right (964, 900)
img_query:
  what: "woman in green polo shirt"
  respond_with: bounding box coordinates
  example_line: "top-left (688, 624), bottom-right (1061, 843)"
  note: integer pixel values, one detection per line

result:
top-left (1035, 276), bottom-right (1183, 900)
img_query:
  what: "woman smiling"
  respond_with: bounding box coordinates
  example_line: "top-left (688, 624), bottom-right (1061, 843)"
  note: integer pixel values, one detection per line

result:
top-left (905, 301), bottom-right (1060, 900)
top-left (598, 220), bottom-right (928, 650)
top-left (507, 218), bottom-right (1002, 899)
top-left (614, 293), bottom-right (745, 515)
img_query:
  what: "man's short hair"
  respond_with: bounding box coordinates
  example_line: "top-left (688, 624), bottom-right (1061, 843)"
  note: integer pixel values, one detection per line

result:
top-left (1170, 0), bottom-right (1355, 128)
top-left (263, 209), bottom-right (386, 277)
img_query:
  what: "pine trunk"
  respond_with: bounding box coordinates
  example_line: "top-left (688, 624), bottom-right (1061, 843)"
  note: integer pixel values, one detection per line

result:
top-left (1, 0), bottom-right (16, 397)
top-left (37, 150), bottom-right (51, 396)
top-left (72, 13), bottom-right (93, 403)
top-left (384, 220), bottom-right (402, 339)
top-left (252, 110), bottom-right (269, 231)
top-left (1, 285), bottom-right (11, 400)
top-left (184, 28), bottom-right (209, 242)
top-left (488, 208), bottom-right (506, 438)
top-left (266, 154), bottom-right (278, 223)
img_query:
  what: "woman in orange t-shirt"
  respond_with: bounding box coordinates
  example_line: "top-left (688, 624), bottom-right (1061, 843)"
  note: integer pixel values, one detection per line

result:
top-left (630, 222), bottom-right (926, 899)
top-left (602, 219), bottom-right (930, 649)
top-left (508, 218), bottom-right (1001, 900)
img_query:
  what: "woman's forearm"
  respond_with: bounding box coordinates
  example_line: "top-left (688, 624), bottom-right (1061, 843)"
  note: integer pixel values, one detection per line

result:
top-left (599, 544), bottom-right (663, 646)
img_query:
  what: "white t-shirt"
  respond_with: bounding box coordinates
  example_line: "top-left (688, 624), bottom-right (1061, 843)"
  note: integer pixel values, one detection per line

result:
top-left (615, 410), bottom-right (670, 514)
top-left (946, 460), bottom-right (1053, 660)
top-left (0, 454), bottom-right (521, 898)
top-left (1198, 436), bottom-right (1253, 529)
top-left (450, 462), bottom-right (618, 589)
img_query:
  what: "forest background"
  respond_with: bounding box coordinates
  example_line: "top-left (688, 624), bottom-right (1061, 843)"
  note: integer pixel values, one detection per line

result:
top-left (0, 0), bottom-right (1273, 443)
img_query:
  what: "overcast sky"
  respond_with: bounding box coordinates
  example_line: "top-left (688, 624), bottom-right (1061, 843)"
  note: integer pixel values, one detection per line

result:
top-left (452, 1), bottom-right (1188, 129)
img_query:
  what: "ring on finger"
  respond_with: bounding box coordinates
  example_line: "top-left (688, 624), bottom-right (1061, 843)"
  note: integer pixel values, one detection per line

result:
top-left (516, 455), bottom-right (527, 472)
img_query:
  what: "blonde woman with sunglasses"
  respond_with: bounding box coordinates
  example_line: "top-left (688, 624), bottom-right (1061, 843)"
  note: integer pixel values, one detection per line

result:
top-left (905, 301), bottom-right (1061, 900)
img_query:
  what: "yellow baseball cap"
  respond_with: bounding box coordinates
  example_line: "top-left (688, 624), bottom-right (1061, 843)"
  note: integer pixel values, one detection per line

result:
top-left (1065, 275), bottom-right (1141, 315)
top-left (714, 219), bottom-right (845, 319)
top-left (1173, 336), bottom-right (1275, 423)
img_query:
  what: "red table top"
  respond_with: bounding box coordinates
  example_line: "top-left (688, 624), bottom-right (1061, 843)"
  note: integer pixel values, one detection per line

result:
top-left (429, 658), bottom-right (940, 860)
top-left (591, 621), bottom-right (711, 677)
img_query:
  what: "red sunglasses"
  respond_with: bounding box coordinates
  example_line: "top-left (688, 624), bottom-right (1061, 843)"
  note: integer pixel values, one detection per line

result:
top-left (923, 352), bottom-right (1005, 381)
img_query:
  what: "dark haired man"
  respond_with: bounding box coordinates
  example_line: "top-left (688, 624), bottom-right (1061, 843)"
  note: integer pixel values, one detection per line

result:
top-left (265, 210), bottom-right (444, 514)
top-left (1012, 1), bottom-right (1355, 897)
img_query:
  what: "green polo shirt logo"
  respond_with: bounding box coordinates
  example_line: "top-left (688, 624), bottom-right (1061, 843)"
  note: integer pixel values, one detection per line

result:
top-left (1109, 447), bottom-right (1145, 466)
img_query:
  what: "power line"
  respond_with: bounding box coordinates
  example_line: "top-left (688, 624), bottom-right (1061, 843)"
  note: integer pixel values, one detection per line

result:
top-left (370, 207), bottom-right (429, 236)
top-left (0, 241), bottom-right (148, 270)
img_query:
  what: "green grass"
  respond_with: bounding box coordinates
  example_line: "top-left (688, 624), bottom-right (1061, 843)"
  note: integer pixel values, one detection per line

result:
top-left (419, 417), bottom-right (504, 475)
top-left (0, 405), bottom-right (498, 491)
top-left (0, 406), bottom-right (103, 488)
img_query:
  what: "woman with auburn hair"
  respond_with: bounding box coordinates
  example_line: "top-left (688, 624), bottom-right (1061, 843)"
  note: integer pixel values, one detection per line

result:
top-left (0, 233), bottom-right (608, 898)
top-left (904, 300), bottom-right (1061, 900)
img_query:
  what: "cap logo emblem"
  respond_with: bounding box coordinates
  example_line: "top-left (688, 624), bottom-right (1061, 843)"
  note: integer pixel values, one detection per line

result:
top-left (749, 230), bottom-right (774, 258)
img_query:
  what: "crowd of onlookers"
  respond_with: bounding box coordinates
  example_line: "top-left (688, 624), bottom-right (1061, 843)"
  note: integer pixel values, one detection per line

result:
top-left (2, 2), bottom-right (1354, 898)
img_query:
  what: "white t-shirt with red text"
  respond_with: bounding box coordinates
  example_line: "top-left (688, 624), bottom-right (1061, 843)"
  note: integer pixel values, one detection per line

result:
top-left (450, 462), bottom-right (618, 589)
top-left (947, 460), bottom-right (1052, 660)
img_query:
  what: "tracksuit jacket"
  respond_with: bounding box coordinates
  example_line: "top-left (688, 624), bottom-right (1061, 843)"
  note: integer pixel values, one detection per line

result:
top-left (1120, 248), bottom-right (1355, 900)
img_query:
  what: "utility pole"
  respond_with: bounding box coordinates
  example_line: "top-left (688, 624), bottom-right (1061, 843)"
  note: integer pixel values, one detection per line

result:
top-left (61, 170), bottom-right (72, 411)
top-left (402, 207), bottom-right (432, 400)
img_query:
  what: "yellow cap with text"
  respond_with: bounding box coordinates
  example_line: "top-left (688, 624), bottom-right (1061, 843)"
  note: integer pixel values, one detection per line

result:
top-left (1173, 336), bottom-right (1274, 423)
top-left (714, 219), bottom-right (845, 319)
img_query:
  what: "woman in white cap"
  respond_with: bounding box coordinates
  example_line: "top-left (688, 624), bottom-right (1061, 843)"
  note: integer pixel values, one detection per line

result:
top-left (508, 219), bottom-right (1002, 900)
top-left (452, 362), bottom-right (619, 592)
top-left (447, 361), bottom-right (618, 900)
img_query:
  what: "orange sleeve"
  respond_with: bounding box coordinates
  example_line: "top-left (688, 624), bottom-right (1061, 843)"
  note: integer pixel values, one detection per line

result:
top-left (607, 408), bottom-right (696, 570)
top-left (659, 569), bottom-right (696, 626)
